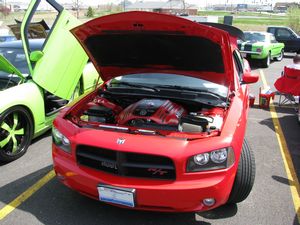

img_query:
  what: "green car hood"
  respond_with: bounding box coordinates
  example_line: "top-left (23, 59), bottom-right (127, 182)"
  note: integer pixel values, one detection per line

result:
top-left (0, 54), bottom-right (24, 79)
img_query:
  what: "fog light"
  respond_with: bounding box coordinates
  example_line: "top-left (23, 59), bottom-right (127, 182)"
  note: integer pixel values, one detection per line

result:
top-left (203, 198), bottom-right (215, 206)
top-left (56, 173), bottom-right (65, 181)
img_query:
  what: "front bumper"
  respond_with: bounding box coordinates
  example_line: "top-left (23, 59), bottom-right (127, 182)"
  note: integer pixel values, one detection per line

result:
top-left (240, 51), bottom-right (266, 60)
top-left (53, 144), bottom-right (236, 212)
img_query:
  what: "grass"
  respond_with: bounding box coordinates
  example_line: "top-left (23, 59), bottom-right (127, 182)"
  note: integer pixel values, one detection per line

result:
top-left (196, 10), bottom-right (290, 31)
top-left (0, 9), bottom-right (290, 33)
top-left (234, 18), bottom-right (287, 25)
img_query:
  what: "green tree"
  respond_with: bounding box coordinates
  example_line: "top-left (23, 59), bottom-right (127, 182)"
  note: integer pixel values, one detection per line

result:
top-left (86, 6), bottom-right (94, 18)
top-left (287, 6), bottom-right (300, 34)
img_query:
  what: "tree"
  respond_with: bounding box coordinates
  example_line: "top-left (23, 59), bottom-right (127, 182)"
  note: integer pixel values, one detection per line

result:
top-left (0, 5), bottom-right (10, 17)
top-left (72, 0), bottom-right (81, 19)
top-left (287, 6), bottom-right (300, 34)
top-left (86, 6), bottom-right (94, 18)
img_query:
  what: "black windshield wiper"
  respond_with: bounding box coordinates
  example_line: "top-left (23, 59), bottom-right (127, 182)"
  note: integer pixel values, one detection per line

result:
top-left (155, 85), bottom-right (227, 101)
top-left (109, 81), bottom-right (158, 92)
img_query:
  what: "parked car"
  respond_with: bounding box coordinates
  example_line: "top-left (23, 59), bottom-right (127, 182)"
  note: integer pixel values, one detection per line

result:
top-left (0, 1), bottom-right (99, 162)
top-left (0, 35), bottom-right (16, 42)
top-left (52, 9), bottom-right (258, 212)
top-left (238, 31), bottom-right (285, 68)
top-left (267, 26), bottom-right (300, 54)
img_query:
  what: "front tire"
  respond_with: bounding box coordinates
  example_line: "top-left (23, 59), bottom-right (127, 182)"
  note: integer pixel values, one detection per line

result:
top-left (227, 140), bottom-right (255, 203)
top-left (262, 53), bottom-right (271, 68)
top-left (0, 106), bottom-right (33, 162)
top-left (276, 49), bottom-right (284, 61)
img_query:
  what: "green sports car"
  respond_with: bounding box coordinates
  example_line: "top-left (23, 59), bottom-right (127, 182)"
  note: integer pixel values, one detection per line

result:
top-left (0, 0), bottom-right (99, 162)
top-left (238, 31), bottom-right (285, 68)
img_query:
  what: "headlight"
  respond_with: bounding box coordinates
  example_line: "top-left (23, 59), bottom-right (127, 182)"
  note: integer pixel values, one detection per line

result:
top-left (210, 149), bottom-right (227, 163)
top-left (52, 127), bottom-right (71, 153)
top-left (194, 153), bottom-right (210, 165)
top-left (186, 147), bottom-right (234, 172)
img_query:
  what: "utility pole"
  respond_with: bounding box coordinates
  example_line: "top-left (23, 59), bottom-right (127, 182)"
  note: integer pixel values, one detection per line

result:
top-left (123, 0), bottom-right (126, 12)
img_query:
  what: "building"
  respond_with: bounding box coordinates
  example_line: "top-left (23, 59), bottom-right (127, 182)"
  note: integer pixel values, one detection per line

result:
top-left (126, 0), bottom-right (198, 15)
top-left (274, 2), bottom-right (300, 12)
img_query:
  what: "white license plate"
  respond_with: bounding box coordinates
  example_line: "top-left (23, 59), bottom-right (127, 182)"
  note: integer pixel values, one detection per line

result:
top-left (97, 185), bottom-right (135, 208)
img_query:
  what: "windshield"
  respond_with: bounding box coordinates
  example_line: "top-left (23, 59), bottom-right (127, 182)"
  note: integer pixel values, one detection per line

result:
top-left (109, 73), bottom-right (228, 98)
top-left (244, 32), bottom-right (266, 42)
top-left (0, 47), bottom-right (29, 74)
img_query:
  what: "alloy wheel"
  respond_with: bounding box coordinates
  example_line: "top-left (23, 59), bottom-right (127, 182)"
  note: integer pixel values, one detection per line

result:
top-left (0, 107), bottom-right (32, 161)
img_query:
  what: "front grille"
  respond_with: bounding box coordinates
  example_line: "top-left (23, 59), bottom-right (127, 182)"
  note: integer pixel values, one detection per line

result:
top-left (244, 43), bottom-right (253, 52)
top-left (76, 145), bottom-right (176, 180)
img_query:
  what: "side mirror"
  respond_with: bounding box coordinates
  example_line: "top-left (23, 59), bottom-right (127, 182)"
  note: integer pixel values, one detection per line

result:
top-left (30, 50), bottom-right (44, 62)
top-left (242, 71), bottom-right (259, 84)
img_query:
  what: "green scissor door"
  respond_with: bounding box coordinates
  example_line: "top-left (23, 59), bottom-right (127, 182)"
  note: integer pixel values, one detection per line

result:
top-left (21, 0), bottom-right (88, 100)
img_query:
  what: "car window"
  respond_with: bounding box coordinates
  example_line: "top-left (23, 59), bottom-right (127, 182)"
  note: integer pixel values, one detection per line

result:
top-left (268, 28), bottom-right (275, 34)
top-left (233, 51), bottom-right (244, 79)
top-left (0, 42), bottom-right (43, 75)
top-left (244, 32), bottom-right (266, 42)
top-left (270, 34), bottom-right (277, 43)
top-left (277, 28), bottom-right (292, 38)
top-left (22, 0), bottom-right (59, 53)
top-left (0, 47), bottom-right (29, 74)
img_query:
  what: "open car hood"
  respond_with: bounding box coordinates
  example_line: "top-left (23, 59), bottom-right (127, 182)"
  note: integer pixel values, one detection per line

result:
top-left (71, 11), bottom-right (233, 87)
top-left (0, 55), bottom-right (24, 79)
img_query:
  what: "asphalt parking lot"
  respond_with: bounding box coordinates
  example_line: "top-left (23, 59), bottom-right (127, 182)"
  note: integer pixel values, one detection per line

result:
top-left (0, 55), bottom-right (299, 225)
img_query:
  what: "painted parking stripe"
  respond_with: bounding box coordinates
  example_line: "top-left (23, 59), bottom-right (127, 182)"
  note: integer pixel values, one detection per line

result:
top-left (0, 170), bottom-right (55, 220)
top-left (259, 69), bottom-right (300, 223)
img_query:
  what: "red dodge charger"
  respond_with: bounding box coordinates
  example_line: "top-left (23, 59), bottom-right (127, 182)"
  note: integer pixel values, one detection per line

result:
top-left (52, 11), bottom-right (258, 212)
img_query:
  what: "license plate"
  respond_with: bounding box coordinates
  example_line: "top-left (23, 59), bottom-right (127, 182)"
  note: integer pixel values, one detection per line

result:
top-left (97, 185), bottom-right (135, 208)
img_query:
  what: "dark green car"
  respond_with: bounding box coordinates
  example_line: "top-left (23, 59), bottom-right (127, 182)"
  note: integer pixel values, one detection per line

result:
top-left (238, 31), bottom-right (285, 68)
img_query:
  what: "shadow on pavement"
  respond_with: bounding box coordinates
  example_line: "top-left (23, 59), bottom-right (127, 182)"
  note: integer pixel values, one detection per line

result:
top-left (259, 108), bottom-right (300, 225)
top-left (0, 130), bottom-right (52, 166)
top-left (272, 175), bottom-right (292, 186)
top-left (0, 165), bottom-right (53, 204)
top-left (284, 53), bottom-right (296, 59)
top-left (197, 203), bottom-right (237, 219)
top-left (0, 161), bottom-right (8, 166)
top-left (31, 130), bottom-right (51, 144)
top-left (294, 208), bottom-right (300, 225)
top-left (0, 166), bottom-right (242, 224)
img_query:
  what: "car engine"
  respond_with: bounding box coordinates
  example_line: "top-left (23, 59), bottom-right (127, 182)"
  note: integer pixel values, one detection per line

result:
top-left (74, 96), bottom-right (224, 135)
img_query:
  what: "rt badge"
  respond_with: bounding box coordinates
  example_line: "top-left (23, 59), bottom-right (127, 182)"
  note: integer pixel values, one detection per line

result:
top-left (117, 138), bottom-right (125, 145)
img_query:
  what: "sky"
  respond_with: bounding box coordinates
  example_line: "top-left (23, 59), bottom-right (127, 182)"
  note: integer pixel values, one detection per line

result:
top-left (62, 0), bottom-right (300, 7)
top-left (6, 0), bottom-right (300, 8)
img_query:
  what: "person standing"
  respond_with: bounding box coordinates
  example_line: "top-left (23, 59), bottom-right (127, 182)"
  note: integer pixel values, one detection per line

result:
top-left (287, 54), bottom-right (300, 69)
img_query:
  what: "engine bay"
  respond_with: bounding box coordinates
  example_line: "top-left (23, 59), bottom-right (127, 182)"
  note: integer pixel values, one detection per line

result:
top-left (69, 91), bottom-right (226, 138)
